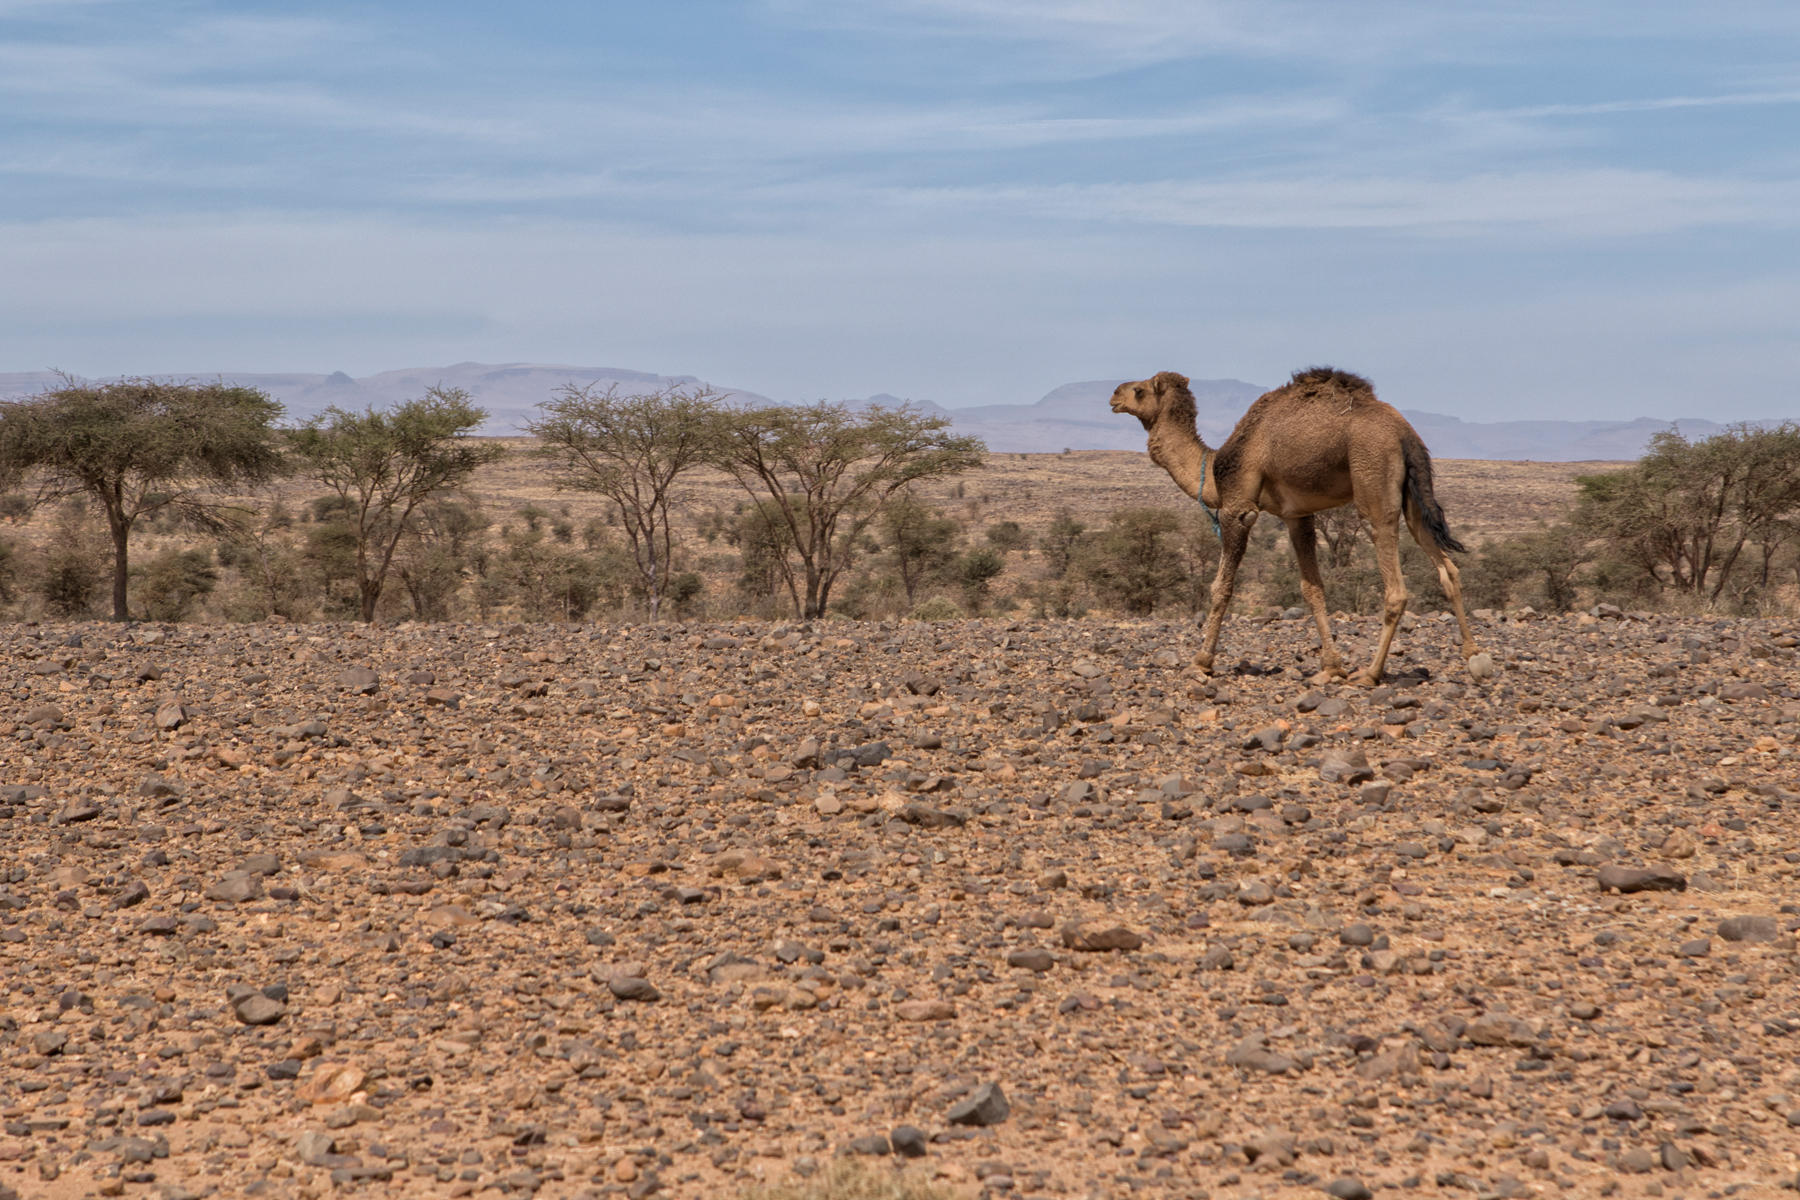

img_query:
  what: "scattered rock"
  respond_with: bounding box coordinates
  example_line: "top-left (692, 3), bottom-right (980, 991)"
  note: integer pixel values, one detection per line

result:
top-left (1060, 921), bottom-right (1144, 952)
top-left (1597, 864), bottom-right (1687, 894)
top-left (608, 976), bottom-right (662, 1002)
top-left (298, 1063), bottom-right (366, 1106)
top-left (1464, 1015), bottom-right (1536, 1047)
top-left (1717, 915), bottom-right (1779, 943)
top-left (1226, 1034), bottom-right (1296, 1075)
top-left (895, 999), bottom-right (956, 1022)
top-left (889, 1125), bottom-right (928, 1158)
top-left (946, 1082), bottom-right (1010, 1127)
top-left (336, 666), bottom-right (380, 694)
top-left (1005, 948), bottom-right (1054, 972)
top-left (0, 611), bottom-right (1794, 1199)
top-left (231, 992), bottom-right (287, 1026)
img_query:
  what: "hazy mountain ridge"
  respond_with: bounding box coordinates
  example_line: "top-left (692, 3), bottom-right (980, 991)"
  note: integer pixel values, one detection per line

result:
top-left (0, 363), bottom-right (1758, 461)
top-left (0, 364), bottom-right (776, 436)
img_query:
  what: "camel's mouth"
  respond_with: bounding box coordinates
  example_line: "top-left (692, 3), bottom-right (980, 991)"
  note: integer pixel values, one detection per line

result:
top-left (1108, 397), bottom-right (1125, 413)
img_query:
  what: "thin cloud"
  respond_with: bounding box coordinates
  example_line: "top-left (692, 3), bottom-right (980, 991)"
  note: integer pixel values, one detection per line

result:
top-left (770, 0), bottom-right (1800, 73)
top-left (1501, 89), bottom-right (1800, 118)
top-left (0, 11), bottom-right (522, 145)
top-left (889, 169), bottom-right (1800, 236)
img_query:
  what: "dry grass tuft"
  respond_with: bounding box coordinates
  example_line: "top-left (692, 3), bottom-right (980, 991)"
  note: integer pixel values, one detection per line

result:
top-left (743, 1160), bottom-right (965, 1200)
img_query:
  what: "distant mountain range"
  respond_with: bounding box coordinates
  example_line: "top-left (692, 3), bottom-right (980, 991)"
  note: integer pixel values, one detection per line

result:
top-left (0, 362), bottom-right (1754, 461)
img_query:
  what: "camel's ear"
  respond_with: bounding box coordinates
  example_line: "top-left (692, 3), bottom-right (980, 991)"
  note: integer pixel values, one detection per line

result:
top-left (1153, 371), bottom-right (1189, 393)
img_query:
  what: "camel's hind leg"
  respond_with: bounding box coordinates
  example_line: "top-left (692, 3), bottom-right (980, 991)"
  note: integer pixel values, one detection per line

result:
top-left (1355, 513), bottom-right (1407, 687)
top-left (1404, 507), bottom-right (1479, 661)
top-left (1194, 510), bottom-right (1255, 674)
top-left (1285, 515), bottom-right (1346, 682)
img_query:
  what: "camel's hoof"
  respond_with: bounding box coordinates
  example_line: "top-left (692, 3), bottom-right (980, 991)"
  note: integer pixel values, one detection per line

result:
top-left (1467, 652), bottom-right (1497, 681)
top-left (1192, 654), bottom-right (1216, 676)
top-left (1349, 670), bottom-right (1382, 689)
top-left (1308, 668), bottom-right (1347, 687)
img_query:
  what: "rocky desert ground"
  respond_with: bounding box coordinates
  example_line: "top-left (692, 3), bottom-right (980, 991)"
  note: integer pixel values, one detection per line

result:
top-left (3, 609), bottom-right (1799, 1200)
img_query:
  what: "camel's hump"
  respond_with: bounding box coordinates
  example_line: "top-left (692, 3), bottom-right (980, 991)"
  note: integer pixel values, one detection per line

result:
top-left (1287, 366), bottom-right (1373, 392)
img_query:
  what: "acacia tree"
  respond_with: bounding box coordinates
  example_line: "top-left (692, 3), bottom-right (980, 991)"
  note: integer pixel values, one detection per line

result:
top-left (0, 378), bottom-right (285, 620)
top-left (527, 382), bottom-right (722, 619)
top-left (288, 387), bottom-right (503, 622)
top-left (1577, 424), bottom-right (1800, 605)
top-left (712, 402), bottom-right (984, 618)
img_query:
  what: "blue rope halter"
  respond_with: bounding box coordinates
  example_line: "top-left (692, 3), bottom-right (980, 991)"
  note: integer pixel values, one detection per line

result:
top-left (1198, 448), bottom-right (1222, 542)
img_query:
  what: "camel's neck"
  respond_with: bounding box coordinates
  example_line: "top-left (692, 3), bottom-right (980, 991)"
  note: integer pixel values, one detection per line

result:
top-left (1146, 417), bottom-right (1211, 500)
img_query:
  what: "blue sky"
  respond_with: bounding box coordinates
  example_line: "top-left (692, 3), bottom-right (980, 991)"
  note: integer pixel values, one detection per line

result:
top-left (3, 0), bottom-right (1798, 420)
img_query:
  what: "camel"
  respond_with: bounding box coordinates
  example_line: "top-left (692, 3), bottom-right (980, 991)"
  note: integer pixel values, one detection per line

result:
top-left (1111, 367), bottom-right (1490, 686)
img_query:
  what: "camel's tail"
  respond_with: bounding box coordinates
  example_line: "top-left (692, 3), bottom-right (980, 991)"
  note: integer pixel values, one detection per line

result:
top-left (1401, 433), bottom-right (1467, 555)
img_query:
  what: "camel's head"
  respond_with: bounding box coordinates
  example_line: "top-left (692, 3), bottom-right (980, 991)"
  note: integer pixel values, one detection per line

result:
top-left (1109, 371), bottom-right (1190, 428)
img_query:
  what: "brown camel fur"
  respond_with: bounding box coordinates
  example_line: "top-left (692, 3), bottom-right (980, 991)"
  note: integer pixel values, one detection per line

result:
top-left (1111, 367), bottom-right (1484, 685)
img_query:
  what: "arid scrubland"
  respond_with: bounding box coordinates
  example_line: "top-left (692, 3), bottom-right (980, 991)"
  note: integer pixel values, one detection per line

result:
top-left (0, 448), bottom-right (1635, 629)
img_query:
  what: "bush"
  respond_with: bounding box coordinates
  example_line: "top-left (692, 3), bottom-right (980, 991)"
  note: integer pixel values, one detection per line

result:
top-left (1029, 578), bottom-right (1087, 618)
top-left (302, 521), bottom-right (362, 618)
top-left (222, 516), bottom-right (315, 622)
top-left (1076, 507), bottom-right (1194, 615)
top-left (40, 543), bottom-right (105, 616)
top-left (730, 503), bottom-right (796, 613)
top-left (1038, 508), bottom-right (1086, 580)
top-left (984, 520), bottom-right (1028, 553)
top-left (907, 596), bottom-right (965, 621)
top-left (830, 570), bottom-right (902, 620)
top-left (308, 494), bottom-right (357, 523)
top-left (36, 506), bottom-right (108, 616)
top-left (668, 571), bottom-right (704, 617)
top-left (134, 548), bottom-right (219, 621)
top-left (957, 547), bottom-right (1006, 612)
top-left (882, 494), bottom-right (961, 605)
top-left (396, 545), bottom-right (466, 620)
top-left (493, 530), bottom-right (633, 620)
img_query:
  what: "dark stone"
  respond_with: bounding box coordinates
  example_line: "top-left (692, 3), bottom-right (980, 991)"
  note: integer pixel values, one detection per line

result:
top-left (1718, 915), bottom-right (1779, 943)
top-left (1060, 922), bottom-right (1144, 952)
top-left (336, 667), bottom-right (380, 694)
top-left (231, 993), bottom-right (287, 1026)
top-left (897, 804), bottom-right (966, 829)
top-left (850, 741), bottom-right (892, 767)
top-left (607, 976), bottom-right (661, 1003)
top-left (1225, 1034), bottom-right (1295, 1074)
top-left (113, 880), bottom-right (151, 909)
top-left (889, 1125), bottom-right (928, 1158)
top-left (947, 1081), bottom-right (1010, 1127)
top-left (1596, 865), bottom-right (1687, 894)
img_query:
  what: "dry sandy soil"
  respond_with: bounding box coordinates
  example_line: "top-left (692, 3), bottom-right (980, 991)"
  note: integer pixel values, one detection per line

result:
top-left (3, 609), bottom-right (1798, 1200)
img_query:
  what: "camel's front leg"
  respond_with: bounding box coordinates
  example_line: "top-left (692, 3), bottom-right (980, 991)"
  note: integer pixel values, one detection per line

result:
top-left (1285, 515), bottom-right (1347, 683)
top-left (1194, 510), bottom-right (1254, 674)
